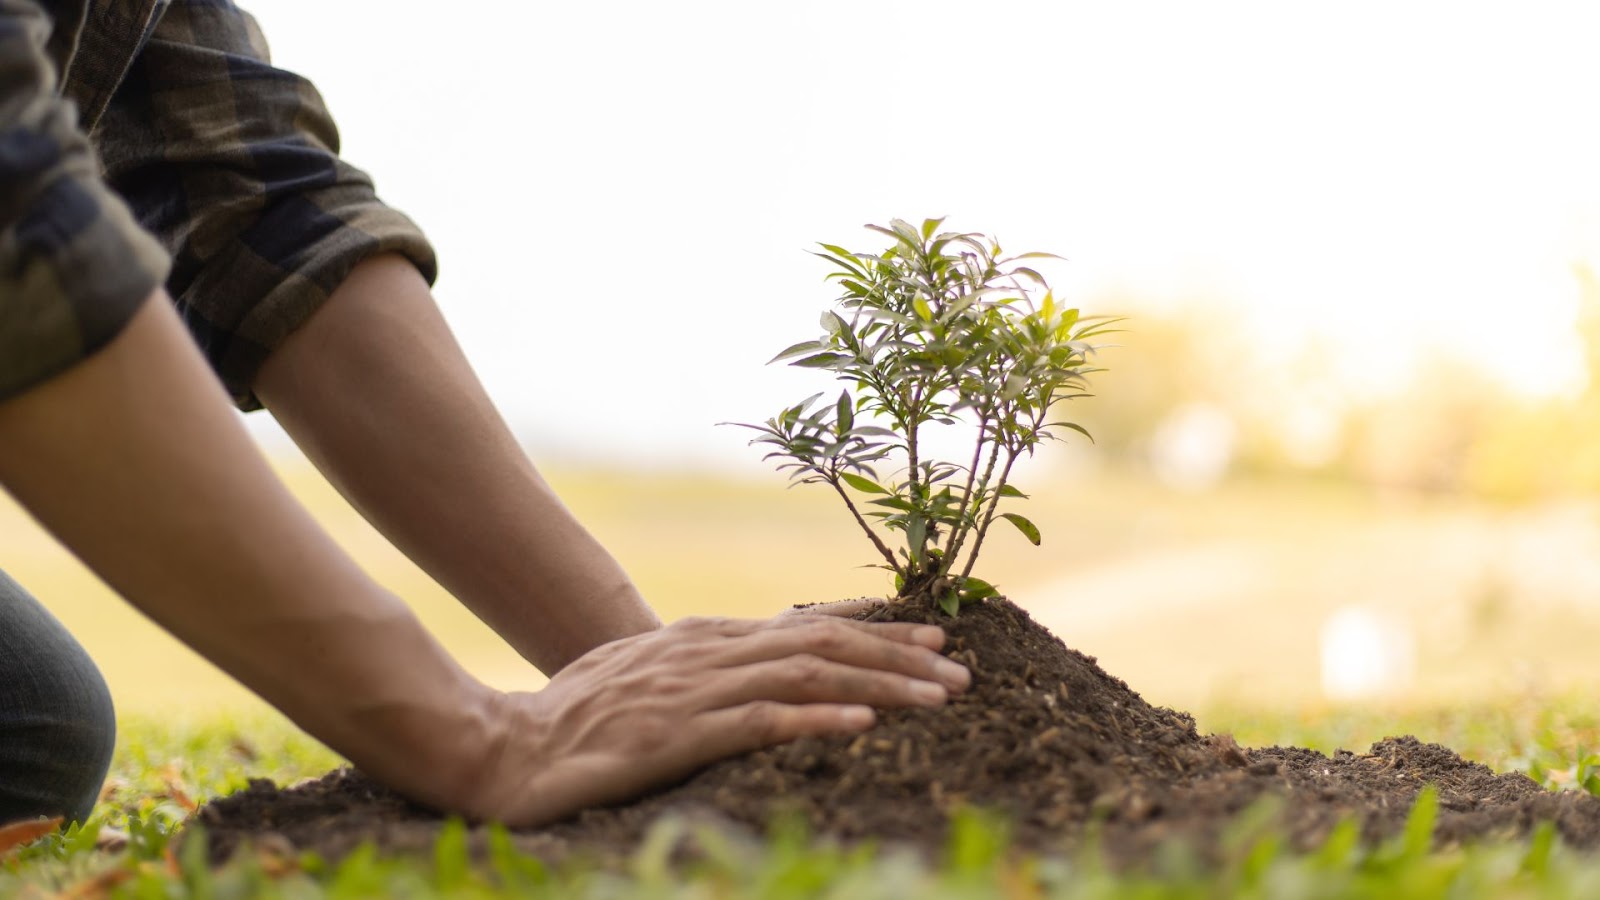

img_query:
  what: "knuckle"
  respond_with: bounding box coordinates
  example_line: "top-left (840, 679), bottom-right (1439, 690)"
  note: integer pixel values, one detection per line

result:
top-left (805, 624), bottom-right (849, 654)
top-left (786, 653), bottom-right (828, 680)
top-left (741, 701), bottom-right (786, 743)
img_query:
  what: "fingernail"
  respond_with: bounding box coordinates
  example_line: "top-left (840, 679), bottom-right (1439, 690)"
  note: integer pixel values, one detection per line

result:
top-left (841, 706), bottom-right (874, 729)
top-left (912, 626), bottom-right (945, 648)
top-left (911, 680), bottom-right (948, 706)
top-left (935, 658), bottom-right (971, 690)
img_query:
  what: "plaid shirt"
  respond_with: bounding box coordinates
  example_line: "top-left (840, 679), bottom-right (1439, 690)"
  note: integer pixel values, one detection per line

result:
top-left (1, 0), bottom-right (436, 409)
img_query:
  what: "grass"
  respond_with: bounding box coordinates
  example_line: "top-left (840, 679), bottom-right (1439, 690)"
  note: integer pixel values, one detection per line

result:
top-left (12, 459), bottom-right (1600, 893)
top-left (8, 701), bottom-right (1600, 897)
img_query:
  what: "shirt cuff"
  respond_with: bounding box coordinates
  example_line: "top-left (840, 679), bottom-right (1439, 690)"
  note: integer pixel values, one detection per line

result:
top-left (0, 171), bottom-right (172, 403)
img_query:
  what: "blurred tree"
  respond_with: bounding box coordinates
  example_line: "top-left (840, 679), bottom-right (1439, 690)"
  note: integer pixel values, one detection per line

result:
top-left (1063, 266), bottom-right (1600, 504)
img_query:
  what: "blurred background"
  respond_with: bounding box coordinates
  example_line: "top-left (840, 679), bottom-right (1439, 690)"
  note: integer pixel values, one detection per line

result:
top-left (7, 0), bottom-right (1600, 722)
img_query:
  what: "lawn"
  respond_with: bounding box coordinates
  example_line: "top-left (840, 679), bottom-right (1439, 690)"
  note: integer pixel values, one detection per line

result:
top-left (11, 459), bottom-right (1600, 895)
top-left (7, 701), bottom-right (1600, 898)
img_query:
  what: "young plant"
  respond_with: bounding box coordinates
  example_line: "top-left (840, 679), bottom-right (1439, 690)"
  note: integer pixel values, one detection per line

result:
top-left (729, 218), bottom-right (1120, 615)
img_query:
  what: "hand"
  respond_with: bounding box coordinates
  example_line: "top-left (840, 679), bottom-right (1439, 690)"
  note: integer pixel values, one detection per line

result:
top-left (455, 614), bottom-right (970, 825)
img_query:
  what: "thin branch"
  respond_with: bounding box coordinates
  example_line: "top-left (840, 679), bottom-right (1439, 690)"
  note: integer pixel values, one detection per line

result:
top-left (959, 445), bottom-right (1020, 583)
top-left (903, 382), bottom-right (926, 570)
top-left (828, 476), bottom-right (903, 577)
top-left (905, 383), bottom-right (925, 490)
top-left (939, 412), bottom-right (991, 576)
top-left (948, 428), bottom-right (1003, 575)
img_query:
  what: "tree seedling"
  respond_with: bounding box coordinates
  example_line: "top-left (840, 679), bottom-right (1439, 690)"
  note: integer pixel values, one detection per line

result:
top-left (729, 218), bottom-right (1119, 615)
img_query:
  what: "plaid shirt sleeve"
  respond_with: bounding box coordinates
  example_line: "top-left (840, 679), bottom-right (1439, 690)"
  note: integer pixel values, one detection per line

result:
top-left (0, 0), bottom-right (171, 404)
top-left (93, 0), bottom-right (438, 411)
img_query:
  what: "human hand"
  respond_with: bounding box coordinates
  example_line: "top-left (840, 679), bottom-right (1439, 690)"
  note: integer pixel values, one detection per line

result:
top-left (454, 614), bottom-right (969, 825)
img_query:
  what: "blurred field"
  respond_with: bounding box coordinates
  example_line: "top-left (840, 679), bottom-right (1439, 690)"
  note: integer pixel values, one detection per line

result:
top-left (7, 445), bottom-right (1600, 718)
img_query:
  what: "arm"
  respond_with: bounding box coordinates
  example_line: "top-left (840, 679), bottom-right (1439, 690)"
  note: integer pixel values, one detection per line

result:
top-left (0, 0), bottom-right (495, 807)
top-left (0, 295), bottom-right (498, 812)
top-left (0, 295), bottom-right (971, 824)
top-left (254, 254), bottom-right (659, 673)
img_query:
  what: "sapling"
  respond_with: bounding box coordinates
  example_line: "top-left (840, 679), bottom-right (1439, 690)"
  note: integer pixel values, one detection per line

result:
top-left (729, 218), bottom-right (1120, 615)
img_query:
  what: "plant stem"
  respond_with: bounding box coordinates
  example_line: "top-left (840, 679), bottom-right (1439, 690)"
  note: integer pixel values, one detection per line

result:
top-left (948, 429), bottom-right (1002, 576)
top-left (904, 383), bottom-right (925, 570)
top-left (940, 413), bottom-right (990, 576)
top-left (905, 384), bottom-right (924, 497)
top-left (829, 476), bottom-right (903, 577)
top-left (959, 446), bottom-right (1019, 583)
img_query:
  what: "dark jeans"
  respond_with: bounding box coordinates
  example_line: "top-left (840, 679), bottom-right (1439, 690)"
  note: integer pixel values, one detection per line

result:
top-left (0, 569), bottom-right (116, 824)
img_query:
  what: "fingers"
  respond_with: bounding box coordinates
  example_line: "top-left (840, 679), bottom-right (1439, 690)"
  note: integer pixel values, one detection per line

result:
top-left (706, 619), bottom-right (970, 693)
top-left (686, 701), bottom-right (877, 763)
top-left (769, 614), bottom-right (948, 651)
top-left (668, 611), bottom-right (946, 652)
top-left (694, 655), bottom-right (952, 711)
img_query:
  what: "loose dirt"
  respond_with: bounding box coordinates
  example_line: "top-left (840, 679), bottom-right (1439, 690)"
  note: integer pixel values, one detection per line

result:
top-left (194, 599), bottom-right (1600, 866)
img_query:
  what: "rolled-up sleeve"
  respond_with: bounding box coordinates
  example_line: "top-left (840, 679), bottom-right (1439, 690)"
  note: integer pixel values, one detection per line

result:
top-left (0, 0), bottom-right (170, 404)
top-left (94, 0), bottom-right (437, 412)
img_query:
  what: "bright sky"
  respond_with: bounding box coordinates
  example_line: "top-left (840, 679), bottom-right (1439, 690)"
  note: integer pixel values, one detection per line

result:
top-left (246, 0), bottom-right (1600, 468)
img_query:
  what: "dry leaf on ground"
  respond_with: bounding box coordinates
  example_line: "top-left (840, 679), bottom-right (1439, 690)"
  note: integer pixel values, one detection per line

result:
top-left (0, 816), bottom-right (62, 856)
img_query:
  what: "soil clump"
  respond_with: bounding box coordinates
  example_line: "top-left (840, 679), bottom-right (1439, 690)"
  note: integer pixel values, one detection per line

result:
top-left (195, 599), bottom-right (1600, 866)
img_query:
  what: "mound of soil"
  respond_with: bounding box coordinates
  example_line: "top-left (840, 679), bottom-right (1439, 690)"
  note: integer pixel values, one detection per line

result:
top-left (194, 599), bottom-right (1600, 866)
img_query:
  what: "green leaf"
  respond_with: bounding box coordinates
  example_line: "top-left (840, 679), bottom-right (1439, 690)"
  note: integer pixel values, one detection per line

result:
top-left (839, 472), bottom-right (889, 494)
top-left (850, 425), bottom-right (901, 439)
top-left (959, 576), bottom-right (1000, 600)
top-left (921, 217), bottom-right (945, 240)
top-left (907, 514), bottom-right (927, 565)
top-left (1523, 821), bottom-right (1556, 876)
top-left (866, 223), bottom-right (921, 251)
top-left (938, 591), bottom-right (961, 617)
top-left (997, 483), bottom-right (1028, 498)
top-left (794, 352), bottom-right (848, 368)
top-left (810, 249), bottom-right (866, 277)
top-left (433, 818), bottom-right (470, 890)
top-left (913, 297), bottom-right (933, 322)
top-left (768, 340), bottom-right (825, 364)
top-left (1052, 421), bottom-right (1094, 443)
top-left (1310, 817), bottom-right (1361, 869)
top-left (869, 496), bottom-right (916, 512)
top-left (999, 513), bottom-right (1041, 545)
top-left (487, 823), bottom-right (549, 888)
top-left (835, 390), bottom-right (853, 434)
top-left (1399, 784), bottom-right (1439, 861)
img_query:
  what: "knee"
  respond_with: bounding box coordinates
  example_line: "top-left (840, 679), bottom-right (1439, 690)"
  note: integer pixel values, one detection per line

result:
top-left (72, 667), bottom-right (118, 815)
top-left (57, 662), bottom-right (118, 825)
top-left (0, 644), bottom-right (118, 826)
top-left (0, 573), bottom-right (116, 825)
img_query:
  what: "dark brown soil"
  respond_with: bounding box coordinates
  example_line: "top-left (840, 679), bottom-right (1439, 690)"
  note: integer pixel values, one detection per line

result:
top-left (194, 598), bottom-right (1600, 867)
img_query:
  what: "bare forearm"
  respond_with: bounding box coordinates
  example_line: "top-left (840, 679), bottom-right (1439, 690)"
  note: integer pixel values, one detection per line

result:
top-left (0, 295), bottom-right (495, 810)
top-left (254, 254), bottom-right (660, 675)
